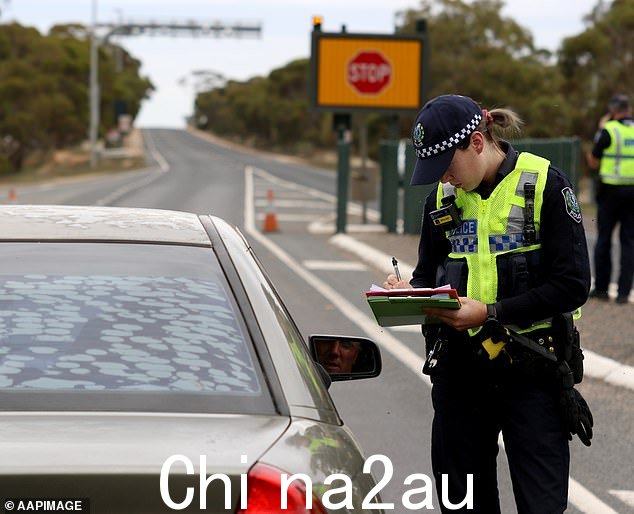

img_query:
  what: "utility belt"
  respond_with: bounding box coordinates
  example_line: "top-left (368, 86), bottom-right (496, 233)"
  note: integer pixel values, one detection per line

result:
top-left (423, 313), bottom-right (584, 385)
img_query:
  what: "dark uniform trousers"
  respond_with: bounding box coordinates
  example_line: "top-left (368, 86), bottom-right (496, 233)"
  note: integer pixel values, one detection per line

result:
top-left (429, 348), bottom-right (569, 514)
top-left (594, 183), bottom-right (634, 297)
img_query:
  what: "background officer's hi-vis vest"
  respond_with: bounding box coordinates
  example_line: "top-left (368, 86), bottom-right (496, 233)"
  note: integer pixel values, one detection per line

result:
top-left (436, 152), bottom-right (580, 334)
top-left (599, 120), bottom-right (634, 185)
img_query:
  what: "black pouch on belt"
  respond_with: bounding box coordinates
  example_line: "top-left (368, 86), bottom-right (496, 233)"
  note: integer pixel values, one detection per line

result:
top-left (553, 312), bottom-right (584, 384)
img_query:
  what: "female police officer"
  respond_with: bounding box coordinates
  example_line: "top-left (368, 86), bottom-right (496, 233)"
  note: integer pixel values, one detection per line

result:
top-left (384, 94), bottom-right (591, 514)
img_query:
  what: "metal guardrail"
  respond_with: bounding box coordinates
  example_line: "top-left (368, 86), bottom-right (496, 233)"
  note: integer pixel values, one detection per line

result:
top-left (511, 137), bottom-right (581, 192)
top-left (380, 137), bottom-right (582, 234)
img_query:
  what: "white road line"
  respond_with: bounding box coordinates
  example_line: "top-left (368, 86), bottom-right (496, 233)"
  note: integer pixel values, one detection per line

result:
top-left (252, 166), bottom-right (380, 221)
top-left (95, 131), bottom-right (170, 206)
top-left (330, 232), bottom-right (634, 392)
top-left (609, 490), bottom-right (634, 508)
top-left (255, 199), bottom-right (333, 209)
top-left (244, 165), bottom-right (256, 237)
top-left (146, 130), bottom-right (170, 172)
top-left (568, 481), bottom-right (620, 514)
top-left (255, 213), bottom-right (319, 222)
top-left (389, 326), bottom-right (422, 333)
top-left (343, 202), bottom-right (381, 221)
top-left (583, 351), bottom-right (634, 391)
top-left (303, 260), bottom-right (368, 271)
top-left (309, 219), bottom-right (388, 234)
top-left (331, 233), bottom-right (416, 278)
top-left (496, 439), bottom-right (619, 514)
top-left (244, 165), bottom-right (618, 514)
top-left (306, 215), bottom-right (337, 234)
top-left (252, 168), bottom-right (337, 202)
top-left (255, 191), bottom-right (328, 200)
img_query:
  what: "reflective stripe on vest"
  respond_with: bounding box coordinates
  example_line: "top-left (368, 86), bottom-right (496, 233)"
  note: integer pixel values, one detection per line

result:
top-left (436, 152), bottom-right (582, 334)
top-left (599, 120), bottom-right (634, 185)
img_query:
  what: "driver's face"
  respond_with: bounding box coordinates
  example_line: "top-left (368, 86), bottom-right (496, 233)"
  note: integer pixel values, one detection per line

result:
top-left (316, 340), bottom-right (361, 373)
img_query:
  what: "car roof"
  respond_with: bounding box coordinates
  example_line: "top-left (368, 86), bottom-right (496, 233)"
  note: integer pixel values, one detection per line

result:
top-left (0, 205), bottom-right (211, 246)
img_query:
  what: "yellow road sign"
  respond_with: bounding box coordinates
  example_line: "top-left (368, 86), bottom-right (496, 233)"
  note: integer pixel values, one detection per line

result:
top-left (310, 33), bottom-right (426, 112)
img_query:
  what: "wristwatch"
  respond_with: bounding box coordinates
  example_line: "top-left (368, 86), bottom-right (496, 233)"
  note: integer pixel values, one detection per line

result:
top-left (486, 303), bottom-right (498, 321)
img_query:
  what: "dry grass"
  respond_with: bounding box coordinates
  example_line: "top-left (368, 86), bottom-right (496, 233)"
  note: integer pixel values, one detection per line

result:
top-left (0, 134), bottom-right (147, 185)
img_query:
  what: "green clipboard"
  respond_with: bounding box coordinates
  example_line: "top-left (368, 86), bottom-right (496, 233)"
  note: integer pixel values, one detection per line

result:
top-left (366, 292), bottom-right (461, 327)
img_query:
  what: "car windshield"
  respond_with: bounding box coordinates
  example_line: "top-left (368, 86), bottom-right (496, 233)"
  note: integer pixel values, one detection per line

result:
top-left (0, 243), bottom-right (275, 414)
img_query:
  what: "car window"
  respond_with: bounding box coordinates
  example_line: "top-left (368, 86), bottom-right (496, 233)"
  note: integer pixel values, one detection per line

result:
top-left (244, 247), bottom-right (339, 423)
top-left (0, 243), bottom-right (275, 414)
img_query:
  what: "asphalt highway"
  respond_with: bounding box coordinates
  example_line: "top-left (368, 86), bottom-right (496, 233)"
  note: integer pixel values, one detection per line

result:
top-left (7, 128), bottom-right (633, 514)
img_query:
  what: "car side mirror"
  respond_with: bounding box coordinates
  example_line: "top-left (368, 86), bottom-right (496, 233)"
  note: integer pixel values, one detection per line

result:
top-left (309, 335), bottom-right (382, 382)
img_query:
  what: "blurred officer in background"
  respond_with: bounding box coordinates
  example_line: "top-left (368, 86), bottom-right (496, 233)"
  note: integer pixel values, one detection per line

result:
top-left (586, 93), bottom-right (634, 304)
top-left (384, 94), bottom-right (591, 514)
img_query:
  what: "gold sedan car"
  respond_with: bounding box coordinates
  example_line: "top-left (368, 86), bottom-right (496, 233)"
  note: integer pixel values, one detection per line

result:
top-left (0, 205), bottom-right (383, 514)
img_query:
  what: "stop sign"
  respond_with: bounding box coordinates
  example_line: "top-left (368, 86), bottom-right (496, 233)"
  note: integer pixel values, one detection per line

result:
top-left (347, 51), bottom-right (392, 94)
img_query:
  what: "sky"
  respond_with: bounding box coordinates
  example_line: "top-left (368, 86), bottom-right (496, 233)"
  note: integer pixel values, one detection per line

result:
top-left (2, 0), bottom-right (599, 128)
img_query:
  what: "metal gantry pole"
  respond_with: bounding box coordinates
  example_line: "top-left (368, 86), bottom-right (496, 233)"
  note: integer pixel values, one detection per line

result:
top-left (89, 0), bottom-right (100, 169)
top-left (359, 112), bottom-right (368, 224)
top-left (336, 134), bottom-right (351, 234)
top-left (88, 15), bottom-right (261, 169)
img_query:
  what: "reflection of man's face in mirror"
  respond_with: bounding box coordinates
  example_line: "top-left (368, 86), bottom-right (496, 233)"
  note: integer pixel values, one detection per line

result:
top-left (316, 340), bottom-right (362, 374)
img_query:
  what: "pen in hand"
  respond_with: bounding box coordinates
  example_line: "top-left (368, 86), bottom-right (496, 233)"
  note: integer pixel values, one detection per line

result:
top-left (392, 257), bottom-right (402, 282)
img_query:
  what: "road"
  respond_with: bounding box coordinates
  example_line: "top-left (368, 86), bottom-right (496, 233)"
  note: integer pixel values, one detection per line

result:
top-left (7, 128), bottom-right (634, 514)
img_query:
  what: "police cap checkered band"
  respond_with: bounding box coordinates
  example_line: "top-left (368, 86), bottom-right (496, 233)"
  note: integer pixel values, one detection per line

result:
top-left (410, 94), bottom-right (483, 186)
top-left (414, 113), bottom-right (482, 159)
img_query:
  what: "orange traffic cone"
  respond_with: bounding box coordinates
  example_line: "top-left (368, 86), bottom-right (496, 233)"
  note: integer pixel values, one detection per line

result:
top-left (8, 188), bottom-right (16, 203)
top-left (262, 189), bottom-right (279, 233)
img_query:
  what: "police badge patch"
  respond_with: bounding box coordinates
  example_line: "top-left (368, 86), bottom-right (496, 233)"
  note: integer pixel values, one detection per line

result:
top-left (412, 122), bottom-right (425, 148)
top-left (561, 187), bottom-right (582, 223)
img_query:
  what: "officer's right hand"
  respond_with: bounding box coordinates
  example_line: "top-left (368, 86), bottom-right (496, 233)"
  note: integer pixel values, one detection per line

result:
top-left (383, 274), bottom-right (411, 290)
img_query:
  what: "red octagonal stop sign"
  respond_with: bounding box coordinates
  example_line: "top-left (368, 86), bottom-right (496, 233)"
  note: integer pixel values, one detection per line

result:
top-left (347, 51), bottom-right (392, 95)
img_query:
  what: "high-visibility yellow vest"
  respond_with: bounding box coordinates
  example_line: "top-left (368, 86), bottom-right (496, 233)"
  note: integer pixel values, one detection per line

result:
top-left (599, 120), bottom-right (634, 185)
top-left (436, 152), bottom-right (580, 333)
